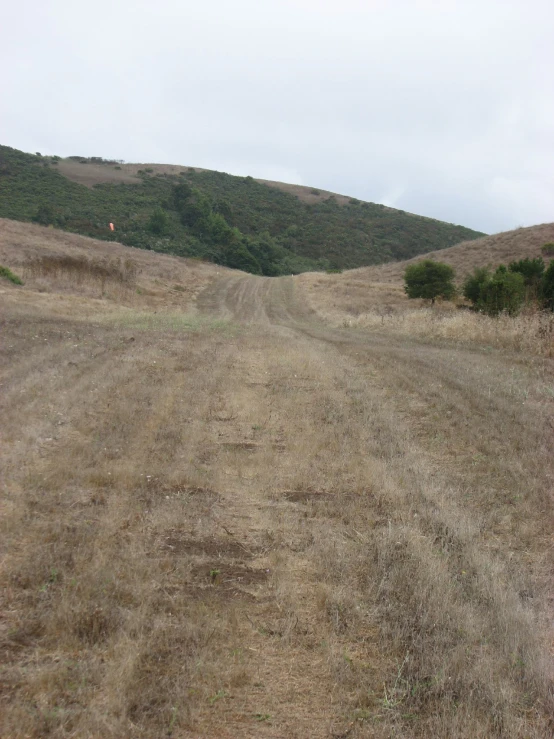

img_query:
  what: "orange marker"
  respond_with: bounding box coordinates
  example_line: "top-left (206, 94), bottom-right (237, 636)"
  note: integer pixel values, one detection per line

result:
top-left (109, 222), bottom-right (114, 231)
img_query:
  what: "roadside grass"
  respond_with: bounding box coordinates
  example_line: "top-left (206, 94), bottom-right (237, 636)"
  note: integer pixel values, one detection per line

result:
top-left (299, 272), bottom-right (554, 356)
top-left (345, 305), bottom-right (554, 357)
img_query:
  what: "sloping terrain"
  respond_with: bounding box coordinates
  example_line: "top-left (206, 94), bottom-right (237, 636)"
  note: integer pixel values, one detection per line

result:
top-left (0, 145), bottom-right (484, 274)
top-left (0, 218), bottom-right (220, 311)
top-left (55, 160), bottom-right (360, 206)
top-left (1, 223), bottom-right (553, 737)
top-left (299, 222), bottom-right (554, 320)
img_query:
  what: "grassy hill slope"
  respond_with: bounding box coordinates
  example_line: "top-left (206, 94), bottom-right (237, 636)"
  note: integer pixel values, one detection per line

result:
top-left (0, 217), bottom-right (223, 313)
top-left (0, 145), bottom-right (484, 275)
top-left (299, 222), bottom-right (554, 335)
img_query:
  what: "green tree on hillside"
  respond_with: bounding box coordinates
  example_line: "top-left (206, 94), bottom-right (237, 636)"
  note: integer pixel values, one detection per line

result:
top-left (224, 239), bottom-right (261, 274)
top-left (508, 257), bottom-right (545, 299)
top-left (508, 256), bottom-right (545, 285)
top-left (480, 268), bottom-right (525, 316)
top-left (33, 203), bottom-right (55, 225)
top-left (148, 207), bottom-right (169, 235)
top-left (463, 266), bottom-right (490, 307)
top-left (404, 260), bottom-right (455, 304)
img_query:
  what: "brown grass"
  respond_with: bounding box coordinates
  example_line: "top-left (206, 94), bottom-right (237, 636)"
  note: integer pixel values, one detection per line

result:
top-left (298, 221), bottom-right (554, 357)
top-left (55, 160), bottom-right (211, 188)
top-left (55, 158), bottom-right (354, 204)
top-left (0, 218), bottom-right (222, 309)
top-left (1, 224), bottom-right (553, 737)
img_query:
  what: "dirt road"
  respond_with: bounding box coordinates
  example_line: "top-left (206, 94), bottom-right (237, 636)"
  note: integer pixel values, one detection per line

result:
top-left (196, 273), bottom-right (554, 736)
top-left (2, 271), bottom-right (553, 737)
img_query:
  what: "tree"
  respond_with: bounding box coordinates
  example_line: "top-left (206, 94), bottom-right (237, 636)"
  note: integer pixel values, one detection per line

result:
top-left (147, 207), bottom-right (168, 235)
top-left (223, 240), bottom-right (261, 274)
top-left (33, 203), bottom-right (55, 225)
top-left (172, 182), bottom-right (192, 210)
top-left (463, 267), bottom-right (490, 307)
top-left (479, 268), bottom-right (525, 316)
top-left (404, 260), bottom-right (455, 304)
top-left (508, 257), bottom-right (545, 300)
top-left (541, 259), bottom-right (554, 311)
top-left (508, 256), bottom-right (545, 285)
top-left (209, 213), bottom-right (234, 245)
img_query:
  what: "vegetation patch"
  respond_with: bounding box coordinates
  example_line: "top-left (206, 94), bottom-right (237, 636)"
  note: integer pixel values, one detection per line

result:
top-left (0, 264), bottom-right (23, 284)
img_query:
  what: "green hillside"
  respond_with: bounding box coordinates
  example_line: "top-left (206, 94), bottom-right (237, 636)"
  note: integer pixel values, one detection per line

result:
top-left (0, 145), bottom-right (484, 275)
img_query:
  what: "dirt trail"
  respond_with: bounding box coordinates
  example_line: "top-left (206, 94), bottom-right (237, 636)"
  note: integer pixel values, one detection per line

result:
top-left (193, 272), bottom-right (554, 736)
top-left (2, 271), bottom-right (553, 738)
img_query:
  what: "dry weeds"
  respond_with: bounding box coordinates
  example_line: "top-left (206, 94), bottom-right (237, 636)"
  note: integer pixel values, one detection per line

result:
top-left (298, 222), bottom-right (554, 357)
top-left (1, 227), bottom-right (553, 737)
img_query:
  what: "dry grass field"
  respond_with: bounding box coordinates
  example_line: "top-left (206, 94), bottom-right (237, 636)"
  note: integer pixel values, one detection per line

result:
top-left (298, 223), bottom-right (554, 357)
top-left (1, 221), bottom-right (553, 737)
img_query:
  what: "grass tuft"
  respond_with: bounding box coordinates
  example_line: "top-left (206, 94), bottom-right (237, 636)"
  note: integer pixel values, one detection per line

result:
top-left (0, 264), bottom-right (24, 284)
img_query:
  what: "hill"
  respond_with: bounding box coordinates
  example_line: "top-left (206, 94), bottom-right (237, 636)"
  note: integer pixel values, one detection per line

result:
top-left (299, 221), bottom-right (554, 317)
top-left (0, 145), bottom-right (484, 275)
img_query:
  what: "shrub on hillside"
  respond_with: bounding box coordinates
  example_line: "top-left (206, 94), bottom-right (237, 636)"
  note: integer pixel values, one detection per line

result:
top-left (479, 268), bottom-right (525, 316)
top-left (508, 256), bottom-right (545, 286)
top-left (463, 267), bottom-right (490, 307)
top-left (148, 207), bottom-right (169, 235)
top-left (404, 260), bottom-right (456, 304)
top-left (33, 203), bottom-right (55, 226)
top-left (541, 243), bottom-right (554, 257)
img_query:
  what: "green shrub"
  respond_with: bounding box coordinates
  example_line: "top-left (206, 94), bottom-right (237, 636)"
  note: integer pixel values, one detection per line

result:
top-left (404, 260), bottom-right (455, 304)
top-left (480, 268), bottom-right (525, 316)
top-left (148, 207), bottom-right (169, 235)
top-left (463, 267), bottom-right (490, 306)
top-left (508, 257), bottom-right (545, 285)
top-left (541, 243), bottom-right (554, 257)
top-left (0, 265), bottom-right (24, 284)
top-left (32, 203), bottom-right (55, 225)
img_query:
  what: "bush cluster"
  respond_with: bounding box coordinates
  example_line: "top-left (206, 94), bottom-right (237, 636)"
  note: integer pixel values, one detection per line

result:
top-left (463, 256), bottom-right (554, 315)
top-left (404, 253), bottom-right (554, 317)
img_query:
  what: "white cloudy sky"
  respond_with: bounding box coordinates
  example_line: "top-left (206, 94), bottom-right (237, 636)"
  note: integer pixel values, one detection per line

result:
top-left (2, 0), bottom-right (553, 233)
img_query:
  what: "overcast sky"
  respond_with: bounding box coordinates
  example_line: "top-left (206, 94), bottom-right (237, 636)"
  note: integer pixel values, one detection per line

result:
top-left (2, 0), bottom-right (553, 233)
